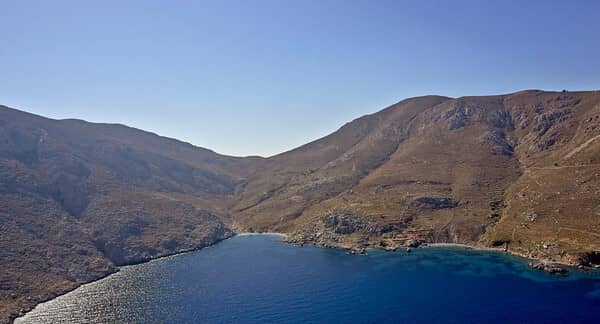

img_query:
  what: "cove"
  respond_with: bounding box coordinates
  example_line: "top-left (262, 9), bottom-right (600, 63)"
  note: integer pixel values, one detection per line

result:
top-left (16, 235), bottom-right (600, 323)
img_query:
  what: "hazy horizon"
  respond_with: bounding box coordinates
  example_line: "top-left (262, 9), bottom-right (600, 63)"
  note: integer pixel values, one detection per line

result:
top-left (2, 0), bottom-right (599, 157)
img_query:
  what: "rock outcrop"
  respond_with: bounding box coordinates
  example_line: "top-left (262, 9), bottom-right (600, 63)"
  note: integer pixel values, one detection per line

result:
top-left (578, 251), bottom-right (600, 267)
top-left (528, 261), bottom-right (568, 275)
top-left (413, 197), bottom-right (459, 209)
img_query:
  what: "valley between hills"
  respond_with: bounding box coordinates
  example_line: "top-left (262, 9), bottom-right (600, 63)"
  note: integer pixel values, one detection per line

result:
top-left (2, 89), bottom-right (600, 322)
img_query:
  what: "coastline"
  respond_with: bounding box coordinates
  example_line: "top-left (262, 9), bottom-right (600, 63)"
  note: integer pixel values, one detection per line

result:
top-left (421, 244), bottom-right (583, 270)
top-left (12, 233), bottom-right (235, 324)
top-left (236, 232), bottom-right (288, 237)
top-left (423, 243), bottom-right (494, 250)
top-left (13, 270), bottom-right (119, 324)
top-left (422, 243), bottom-right (587, 269)
top-left (12, 232), bottom-right (593, 323)
top-left (14, 230), bottom-right (600, 323)
top-left (286, 238), bottom-right (592, 273)
top-left (13, 232), bottom-right (288, 323)
top-left (422, 243), bottom-right (573, 268)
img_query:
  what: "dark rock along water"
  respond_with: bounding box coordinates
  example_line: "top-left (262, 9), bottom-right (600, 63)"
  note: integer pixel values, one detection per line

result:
top-left (17, 235), bottom-right (600, 323)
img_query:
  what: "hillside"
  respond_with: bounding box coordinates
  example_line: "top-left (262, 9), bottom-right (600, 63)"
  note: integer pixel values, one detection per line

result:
top-left (0, 106), bottom-right (257, 322)
top-left (2, 90), bottom-right (600, 322)
top-left (233, 90), bottom-right (600, 266)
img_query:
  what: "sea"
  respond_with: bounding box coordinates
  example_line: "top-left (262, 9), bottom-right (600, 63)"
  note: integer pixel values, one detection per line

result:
top-left (16, 234), bottom-right (600, 323)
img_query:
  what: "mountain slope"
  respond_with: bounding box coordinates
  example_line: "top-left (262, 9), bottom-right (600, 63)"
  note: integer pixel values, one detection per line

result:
top-left (233, 90), bottom-right (600, 266)
top-left (0, 106), bottom-right (252, 321)
top-left (233, 95), bottom-right (451, 229)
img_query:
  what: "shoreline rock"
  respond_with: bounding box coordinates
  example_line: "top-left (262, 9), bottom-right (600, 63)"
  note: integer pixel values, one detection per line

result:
top-left (528, 261), bottom-right (568, 275)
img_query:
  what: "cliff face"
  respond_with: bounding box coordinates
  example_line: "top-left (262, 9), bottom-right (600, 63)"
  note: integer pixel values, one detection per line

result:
top-left (2, 90), bottom-right (600, 322)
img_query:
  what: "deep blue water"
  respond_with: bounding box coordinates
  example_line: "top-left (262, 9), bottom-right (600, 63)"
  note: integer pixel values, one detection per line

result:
top-left (18, 235), bottom-right (600, 323)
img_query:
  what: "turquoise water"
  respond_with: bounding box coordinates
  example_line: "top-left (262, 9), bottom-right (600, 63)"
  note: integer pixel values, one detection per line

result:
top-left (18, 235), bottom-right (600, 323)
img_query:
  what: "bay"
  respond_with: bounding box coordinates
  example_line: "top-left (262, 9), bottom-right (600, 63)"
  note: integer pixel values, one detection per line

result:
top-left (17, 235), bottom-right (600, 323)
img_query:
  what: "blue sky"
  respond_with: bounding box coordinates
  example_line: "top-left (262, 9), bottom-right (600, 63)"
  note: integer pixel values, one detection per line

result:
top-left (1, 0), bottom-right (599, 157)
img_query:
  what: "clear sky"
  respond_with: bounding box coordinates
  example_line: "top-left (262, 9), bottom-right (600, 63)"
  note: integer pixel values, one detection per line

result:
top-left (1, 0), bottom-right (599, 157)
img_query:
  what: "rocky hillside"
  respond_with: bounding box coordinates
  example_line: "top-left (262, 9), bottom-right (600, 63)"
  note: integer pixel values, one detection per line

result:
top-left (2, 90), bottom-right (600, 322)
top-left (233, 90), bottom-right (600, 267)
top-left (0, 106), bottom-right (254, 322)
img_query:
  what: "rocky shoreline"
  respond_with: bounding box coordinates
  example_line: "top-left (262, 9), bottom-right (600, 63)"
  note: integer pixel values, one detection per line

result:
top-left (264, 207), bottom-right (600, 275)
top-left (283, 234), bottom-right (600, 276)
top-left (281, 210), bottom-right (600, 276)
